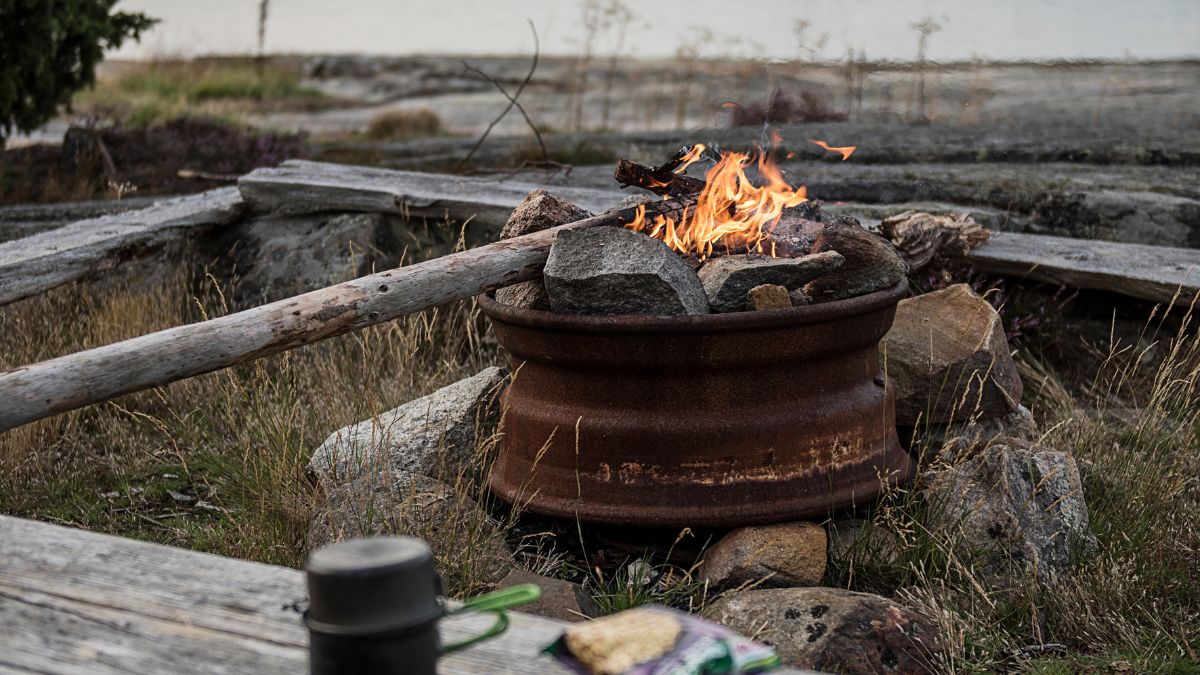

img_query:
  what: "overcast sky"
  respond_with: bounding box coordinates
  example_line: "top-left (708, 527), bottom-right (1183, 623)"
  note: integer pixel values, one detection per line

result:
top-left (112, 0), bottom-right (1200, 62)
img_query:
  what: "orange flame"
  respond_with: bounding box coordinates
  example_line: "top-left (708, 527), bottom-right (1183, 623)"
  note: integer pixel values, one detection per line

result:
top-left (625, 143), bottom-right (808, 259)
top-left (809, 139), bottom-right (856, 161)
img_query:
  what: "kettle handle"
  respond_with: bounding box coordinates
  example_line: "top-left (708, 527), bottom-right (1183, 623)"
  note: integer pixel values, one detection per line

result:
top-left (441, 583), bottom-right (542, 654)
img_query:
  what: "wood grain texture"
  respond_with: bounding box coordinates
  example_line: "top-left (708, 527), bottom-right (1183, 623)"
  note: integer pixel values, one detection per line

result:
top-left (0, 515), bottom-right (570, 673)
top-left (238, 159), bottom-right (622, 223)
top-left (968, 231), bottom-right (1200, 305)
top-left (0, 199), bottom-right (697, 432)
top-left (0, 187), bottom-right (244, 306)
top-left (0, 516), bottom-right (819, 674)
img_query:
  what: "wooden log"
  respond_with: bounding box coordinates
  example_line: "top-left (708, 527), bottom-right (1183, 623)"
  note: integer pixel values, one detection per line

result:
top-left (967, 231), bottom-right (1200, 306)
top-left (238, 160), bottom-right (620, 223)
top-left (0, 200), bottom-right (692, 432)
top-left (0, 187), bottom-right (244, 306)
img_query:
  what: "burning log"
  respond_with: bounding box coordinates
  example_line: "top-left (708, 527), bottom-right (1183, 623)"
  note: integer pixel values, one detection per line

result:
top-left (613, 147), bottom-right (707, 199)
top-left (0, 197), bottom-right (697, 432)
top-left (614, 145), bottom-right (822, 260)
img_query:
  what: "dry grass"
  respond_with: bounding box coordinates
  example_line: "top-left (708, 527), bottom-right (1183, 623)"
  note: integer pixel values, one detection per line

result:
top-left (0, 247), bottom-right (504, 575)
top-left (2, 239), bottom-right (1197, 664)
top-left (832, 299), bottom-right (1200, 672)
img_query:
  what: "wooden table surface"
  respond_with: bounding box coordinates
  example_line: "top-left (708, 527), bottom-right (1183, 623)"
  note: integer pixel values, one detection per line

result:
top-left (0, 515), bottom-right (814, 674)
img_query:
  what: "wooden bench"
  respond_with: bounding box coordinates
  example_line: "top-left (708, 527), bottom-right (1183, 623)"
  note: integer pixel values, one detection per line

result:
top-left (0, 515), bottom-right (814, 674)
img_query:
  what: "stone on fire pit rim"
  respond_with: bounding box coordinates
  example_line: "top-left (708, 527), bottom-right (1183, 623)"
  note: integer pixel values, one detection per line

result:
top-left (543, 225), bottom-right (710, 316)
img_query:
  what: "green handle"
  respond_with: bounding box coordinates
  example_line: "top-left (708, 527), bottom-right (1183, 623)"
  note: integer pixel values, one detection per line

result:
top-left (441, 584), bottom-right (542, 654)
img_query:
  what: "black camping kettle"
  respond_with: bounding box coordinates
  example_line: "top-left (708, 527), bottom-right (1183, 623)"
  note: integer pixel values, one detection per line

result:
top-left (304, 536), bottom-right (540, 675)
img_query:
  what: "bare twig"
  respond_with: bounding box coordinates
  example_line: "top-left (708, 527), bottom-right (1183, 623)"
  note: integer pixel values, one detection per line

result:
top-left (459, 61), bottom-right (548, 162)
top-left (455, 20), bottom-right (545, 172)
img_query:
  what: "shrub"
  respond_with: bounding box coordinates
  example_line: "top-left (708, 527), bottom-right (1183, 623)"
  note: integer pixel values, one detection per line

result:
top-left (724, 88), bottom-right (846, 127)
top-left (365, 109), bottom-right (442, 141)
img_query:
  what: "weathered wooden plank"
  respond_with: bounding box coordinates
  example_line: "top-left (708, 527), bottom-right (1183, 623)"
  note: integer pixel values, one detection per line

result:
top-left (968, 231), bottom-right (1200, 306)
top-left (0, 516), bottom-right (816, 674)
top-left (0, 195), bottom-right (162, 243)
top-left (0, 187), bottom-right (244, 306)
top-left (237, 159), bottom-right (622, 223)
top-left (0, 515), bottom-right (568, 673)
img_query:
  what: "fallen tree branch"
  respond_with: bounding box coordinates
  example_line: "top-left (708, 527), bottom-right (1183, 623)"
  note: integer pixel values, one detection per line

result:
top-left (0, 196), bottom-right (697, 432)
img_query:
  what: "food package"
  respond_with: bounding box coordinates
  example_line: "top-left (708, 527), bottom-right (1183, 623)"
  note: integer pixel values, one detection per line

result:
top-left (544, 605), bottom-right (780, 675)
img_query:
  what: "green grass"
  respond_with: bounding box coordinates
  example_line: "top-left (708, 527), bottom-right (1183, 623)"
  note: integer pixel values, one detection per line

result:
top-left (115, 59), bottom-right (324, 103)
top-left (74, 57), bottom-right (330, 127)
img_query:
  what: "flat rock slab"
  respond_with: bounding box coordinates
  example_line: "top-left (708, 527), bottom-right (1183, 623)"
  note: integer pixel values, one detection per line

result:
top-left (544, 226), bottom-right (709, 315)
top-left (698, 251), bottom-right (843, 312)
top-left (883, 283), bottom-right (1023, 425)
top-left (706, 587), bottom-right (943, 674)
top-left (308, 366), bottom-right (507, 483)
top-left (0, 187), bottom-right (243, 306)
top-left (700, 522), bottom-right (827, 589)
top-left (220, 211), bottom-right (388, 303)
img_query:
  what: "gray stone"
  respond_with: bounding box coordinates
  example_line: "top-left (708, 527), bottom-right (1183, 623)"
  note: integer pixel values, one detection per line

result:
top-left (499, 189), bottom-right (592, 240)
top-left (883, 284), bottom-right (1023, 425)
top-left (825, 519), bottom-right (902, 566)
top-left (807, 217), bottom-right (908, 303)
top-left (747, 284), bottom-right (793, 311)
top-left (499, 568), bottom-right (597, 622)
top-left (309, 468), bottom-right (512, 592)
top-left (766, 214), bottom-right (824, 258)
top-left (706, 587), bottom-right (943, 674)
top-left (698, 251), bottom-right (844, 313)
top-left (918, 405), bottom-right (1040, 459)
top-left (700, 522), bottom-right (827, 589)
top-left (544, 226), bottom-right (709, 315)
top-left (496, 190), bottom-right (591, 310)
top-left (224, 211), bottom-right (387, 303)
top-left (921, 437), bottom-right (1096, 585)
top-left (308, 367), bottom-right (507, 484)
top-left (789, 287), bottom-right (812, 306)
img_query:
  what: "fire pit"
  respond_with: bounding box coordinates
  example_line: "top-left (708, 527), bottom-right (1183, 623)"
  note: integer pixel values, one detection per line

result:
top-left (480, 141), bottom-right (915, 527)
top-left (480, 279), bottom-right (911, 528)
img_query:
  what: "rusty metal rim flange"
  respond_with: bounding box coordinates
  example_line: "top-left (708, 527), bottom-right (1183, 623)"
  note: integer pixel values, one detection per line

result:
top-left (478, 278), bottom-right (909, 333)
